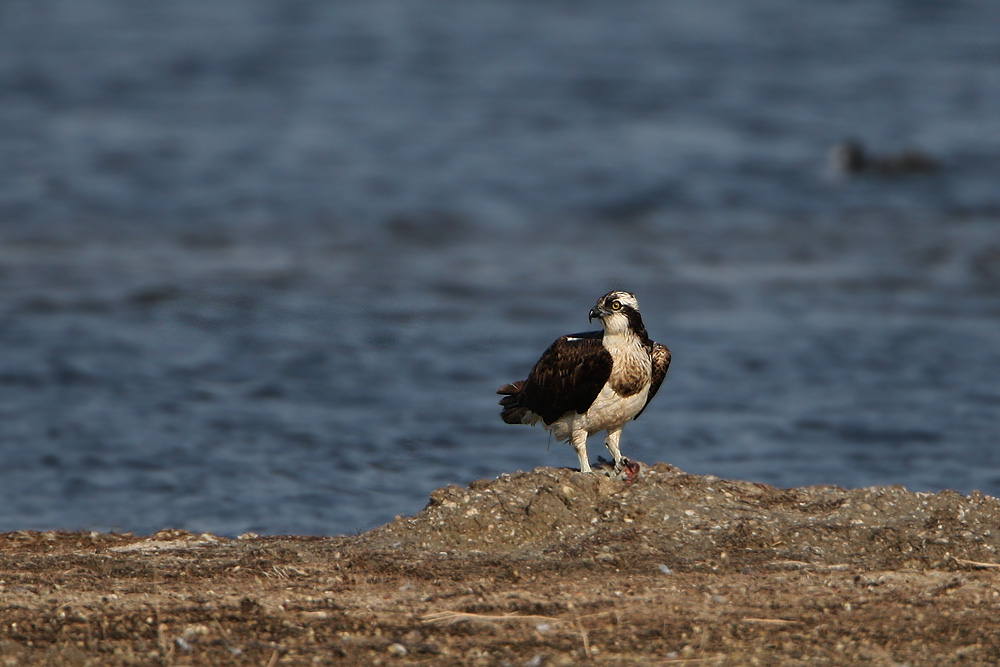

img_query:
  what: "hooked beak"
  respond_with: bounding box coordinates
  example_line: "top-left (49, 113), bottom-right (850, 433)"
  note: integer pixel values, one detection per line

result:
top-left (589, 305), bottom-right (607, 322)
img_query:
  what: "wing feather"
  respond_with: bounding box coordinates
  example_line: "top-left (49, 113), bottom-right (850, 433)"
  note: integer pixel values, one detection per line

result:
top-left (634, 341), bottom-right (671, 420)
top-left (518, 331), bottom-right (611, 425)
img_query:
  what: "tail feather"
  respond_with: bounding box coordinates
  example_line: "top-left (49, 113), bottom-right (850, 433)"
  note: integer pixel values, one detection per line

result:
top-left (497, 380), bottom-right (530, 424)
top-left (497, 381), bottom-right (525, 396)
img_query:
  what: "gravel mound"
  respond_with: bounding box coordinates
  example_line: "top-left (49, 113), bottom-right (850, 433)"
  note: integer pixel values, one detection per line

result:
top-left (362, 463), bottom-right (1000, 572)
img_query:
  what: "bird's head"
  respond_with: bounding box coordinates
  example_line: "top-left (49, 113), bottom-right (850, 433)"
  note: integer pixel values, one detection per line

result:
top-left (589, 290), bottom-right (643, 336)
top-left (829, 140), bottom-right (867, 174)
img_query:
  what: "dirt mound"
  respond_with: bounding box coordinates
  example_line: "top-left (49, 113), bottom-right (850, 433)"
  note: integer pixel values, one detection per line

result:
top-left (361, 463), bottom-right (1000, 573)
top-left (3, 465), bottom-right (1000, 665)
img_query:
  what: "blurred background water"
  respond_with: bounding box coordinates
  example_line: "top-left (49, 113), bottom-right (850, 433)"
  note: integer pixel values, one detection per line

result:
top-left (1, 1), bottom-right (999, 536)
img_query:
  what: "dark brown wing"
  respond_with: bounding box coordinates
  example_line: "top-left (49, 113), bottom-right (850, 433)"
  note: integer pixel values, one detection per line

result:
top-left (634, 341), bottom-right (671, 420)
top-left (509, 331), bottom-right (611, 425)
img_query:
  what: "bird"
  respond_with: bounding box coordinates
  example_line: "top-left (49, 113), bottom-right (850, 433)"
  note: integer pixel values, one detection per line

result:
top-left (828, 140), bottom-right (937, 176)
top-left (497, 290), bottom-right (671, 475)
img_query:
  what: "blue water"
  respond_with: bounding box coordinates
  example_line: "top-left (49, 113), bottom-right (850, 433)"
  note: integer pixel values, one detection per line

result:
top-left (1, 1), bottom-right (999, 536)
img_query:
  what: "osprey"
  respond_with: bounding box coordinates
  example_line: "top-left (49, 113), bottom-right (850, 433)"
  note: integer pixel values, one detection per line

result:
top-left (497, 290), bottom-right (671, 474)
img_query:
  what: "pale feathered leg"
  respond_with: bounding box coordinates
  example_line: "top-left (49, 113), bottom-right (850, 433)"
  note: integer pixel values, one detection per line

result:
top-left (605, 427), bottom-right (625, 473)
top-left (571, 429), bottom-right (593, 473)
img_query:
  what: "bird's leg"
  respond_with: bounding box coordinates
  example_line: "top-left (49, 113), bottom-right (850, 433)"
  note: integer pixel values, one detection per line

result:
top-left (604, 427), bottom-right (625, 473)
top-left (571, 429), bottom-right (592, 473)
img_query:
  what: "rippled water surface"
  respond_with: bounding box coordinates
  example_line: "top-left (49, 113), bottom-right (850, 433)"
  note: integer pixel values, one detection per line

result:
top-left (1, 1), bottom-right (999, 536)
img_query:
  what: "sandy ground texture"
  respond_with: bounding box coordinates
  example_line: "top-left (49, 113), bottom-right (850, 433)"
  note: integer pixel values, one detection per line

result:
top-left (3, 463), bottom-right (1000, 666)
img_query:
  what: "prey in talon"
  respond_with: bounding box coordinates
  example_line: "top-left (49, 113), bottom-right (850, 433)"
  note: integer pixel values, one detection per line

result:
top-left (594, 456), bottom-right (642, 484)
top-left (497, 291), bottom-right (670, 475)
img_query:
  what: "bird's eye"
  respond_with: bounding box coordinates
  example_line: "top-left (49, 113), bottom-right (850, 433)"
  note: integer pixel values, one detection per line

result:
top-left (611, 300), bottom-right (622, 310)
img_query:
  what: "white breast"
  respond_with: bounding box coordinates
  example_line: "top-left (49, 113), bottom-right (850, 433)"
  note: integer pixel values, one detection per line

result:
top-left (576, 383), bottom-right (649, 434)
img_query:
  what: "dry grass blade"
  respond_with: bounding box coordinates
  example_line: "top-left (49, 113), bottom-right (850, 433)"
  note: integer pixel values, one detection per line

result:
top-left (573, 614), bottom-right (591, 660)
top-left (740, 617), bottom-right (802, 627)
top-left (950, 556), bottom-right (1000, 569)
top-left (767, 560), bottom-right (850, 571)
top-left (421, 610), bottom-right (563, 626)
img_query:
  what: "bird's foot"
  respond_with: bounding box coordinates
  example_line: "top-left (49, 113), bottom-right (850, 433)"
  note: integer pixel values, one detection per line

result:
top-left (594, 457), bottom-right (641, 483)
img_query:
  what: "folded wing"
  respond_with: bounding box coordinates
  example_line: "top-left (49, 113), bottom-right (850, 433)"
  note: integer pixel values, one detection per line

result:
top-left (499, 331), bottom-right (612, 425)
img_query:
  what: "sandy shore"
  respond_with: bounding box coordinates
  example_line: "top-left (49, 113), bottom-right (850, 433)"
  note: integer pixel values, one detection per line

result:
top-left (2, 463), bottom-right (1000, 665)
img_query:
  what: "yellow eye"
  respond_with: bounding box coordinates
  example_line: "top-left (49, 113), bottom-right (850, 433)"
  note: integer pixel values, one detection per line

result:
top-left (611, 300), bottom-right (622, 310)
